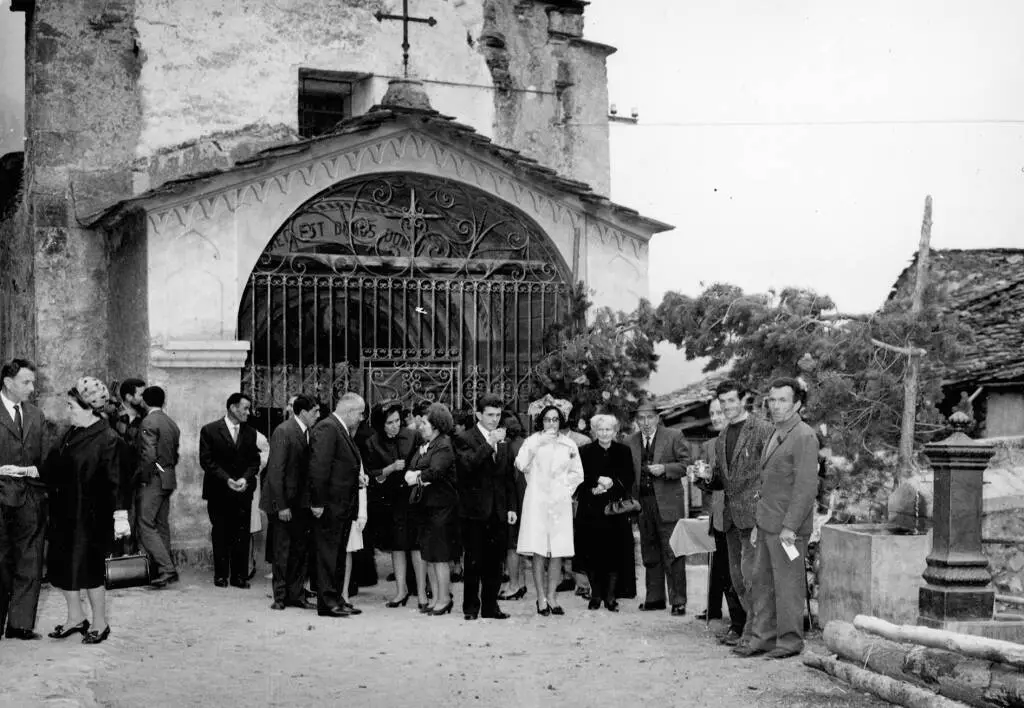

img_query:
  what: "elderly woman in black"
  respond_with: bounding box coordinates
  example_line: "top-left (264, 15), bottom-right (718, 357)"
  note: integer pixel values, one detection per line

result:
top-left (576, 413), bottom-right (636, 612)
top-left (46, 377), bottom-right (131, 644)
top-left (404, 403), bottom-right (458, 616)
top-left (365, 401), bottom-right (425, 608)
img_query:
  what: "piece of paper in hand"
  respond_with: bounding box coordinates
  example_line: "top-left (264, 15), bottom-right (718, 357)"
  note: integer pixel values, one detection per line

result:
top-left (782, 541), bottom-right (800, 561)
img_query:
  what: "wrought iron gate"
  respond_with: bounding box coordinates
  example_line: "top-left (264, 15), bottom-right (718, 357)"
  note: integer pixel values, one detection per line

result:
top-left (239, 172), bottom-right (571, 434)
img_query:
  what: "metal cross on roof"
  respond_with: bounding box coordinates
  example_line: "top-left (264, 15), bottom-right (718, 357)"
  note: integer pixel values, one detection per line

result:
top-left (374, 0), bottom-right (438, 79)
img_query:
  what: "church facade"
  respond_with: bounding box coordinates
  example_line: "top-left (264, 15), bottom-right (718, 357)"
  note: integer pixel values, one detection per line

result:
top-left (3, 0), bottom-right (669, 548)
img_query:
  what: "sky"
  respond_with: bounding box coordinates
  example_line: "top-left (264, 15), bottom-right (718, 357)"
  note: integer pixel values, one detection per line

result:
top-left (2, 2), bottom-right (1023, 392)
top-left (584, 0), bottom-right (1024, 391)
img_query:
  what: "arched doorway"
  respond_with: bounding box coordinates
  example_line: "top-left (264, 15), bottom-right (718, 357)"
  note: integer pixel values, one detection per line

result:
top-left (238, 171), bottom-right (572, 434)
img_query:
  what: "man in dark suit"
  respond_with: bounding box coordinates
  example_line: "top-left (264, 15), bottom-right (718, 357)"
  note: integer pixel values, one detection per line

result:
top-left (263, 393), bottom-right (319, 610)
top-left (135, 386), bottom-right (181, 588)
top-left (115, 377), bottom-right (146, 551)
top-left (199, 393), bottom-right (262, 588)
top-left (628, 400), bottom-right (692, 615)
top-left (734, 378), bottom-right (819, 660)
top-left (697, 379), bottom-right (773, 646)
top-left (454, 394), bottom-right (518, 621)
top-left (309, 392), bottom-right (365, 618)
top-left (0, 359), bottom-right (47, 640)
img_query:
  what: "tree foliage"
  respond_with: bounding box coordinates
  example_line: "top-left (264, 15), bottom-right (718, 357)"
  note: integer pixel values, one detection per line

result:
top-left (645, 281), bottom-right (969, 520)
top-left (532, 283), bottom-right (659, 421)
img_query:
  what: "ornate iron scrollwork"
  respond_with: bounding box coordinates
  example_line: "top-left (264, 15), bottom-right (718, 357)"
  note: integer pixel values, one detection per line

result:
top-left (254, 172), bottom-right (568, 282)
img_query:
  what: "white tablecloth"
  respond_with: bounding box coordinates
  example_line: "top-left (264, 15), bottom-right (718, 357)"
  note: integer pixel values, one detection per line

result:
top-left (669, 518), bottom-right (717, 558)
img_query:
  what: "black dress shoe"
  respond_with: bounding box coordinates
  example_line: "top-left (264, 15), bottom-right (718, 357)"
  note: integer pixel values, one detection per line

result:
top-left (270, 601), bottom-right (287, 610)
top-left (150, 576), bottom-right (168, 589)
top-left (341, 602), bottom-right (362, 615)
top-left (671, 605), bottom-right (686, 617)
top-left (166, 572), bottom-right (180, 584)
top-left (49, 619), bottom-right (90, 639)
top-left (588, 598), bottom-right (602, 610)
top-left (719, 629), bottom-right (743, 646)
top-left (286, 600), bottom-right (316, 610)
top-left (638, 601), bottom-right (666, 611)
top-left (464, 612), bottom-right (478, 621)
top-left (605, 601), bottom-right (620, 613)
top-left (82, 625), bottom-right (111, 645)
top-left (230, 579), bottom-right (251, 589)
top-left (317, 606), bottom-right (352, 618)
top-left (214, 577), bottom-right (228, 588)
top-left (480, 609), bottom-right (509, 620)
top-left (732, 645), bottom-right (767, 658)
top-left (695, 610), bottom-right (722, 621)
top-left (5, 628), bottom-right (41, 640)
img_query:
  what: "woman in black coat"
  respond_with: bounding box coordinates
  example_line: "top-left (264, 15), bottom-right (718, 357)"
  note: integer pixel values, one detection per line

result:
top-left (405, 403), bottom-right (458, 616)
top-left (364, 401), bottom-right (424, 607)
top-left (46, 377), bottom-right (131, 644)
top-left (575, 413), bottom-right (636, 611)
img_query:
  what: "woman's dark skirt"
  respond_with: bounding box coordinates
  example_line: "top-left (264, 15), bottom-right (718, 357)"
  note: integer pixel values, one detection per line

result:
top-left (47, 512), bottom-right (112, 591)
top-left (418, 503), bottom-right (459, 563)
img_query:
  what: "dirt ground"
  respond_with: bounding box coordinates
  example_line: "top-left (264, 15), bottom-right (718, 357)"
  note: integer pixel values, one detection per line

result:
top-left (0, 552), bottom-right (893, 708)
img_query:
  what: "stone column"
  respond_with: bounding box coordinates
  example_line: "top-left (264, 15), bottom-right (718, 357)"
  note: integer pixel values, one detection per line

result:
top-left (148, 341), bottom-right (250, 562)
top-left (918, 427), bottom-right (996, 627)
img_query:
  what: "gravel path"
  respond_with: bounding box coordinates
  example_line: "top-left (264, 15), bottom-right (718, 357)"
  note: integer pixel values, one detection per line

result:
top-left (0, 556), bottom-right (892, 708)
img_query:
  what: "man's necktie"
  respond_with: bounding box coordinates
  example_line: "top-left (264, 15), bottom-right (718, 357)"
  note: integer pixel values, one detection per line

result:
top-left (230, 424), bottom-right (238, 443)
top-left (765, 431), bottom-right (781, 459)
top-left (13, 404), bottom-right (23, 438)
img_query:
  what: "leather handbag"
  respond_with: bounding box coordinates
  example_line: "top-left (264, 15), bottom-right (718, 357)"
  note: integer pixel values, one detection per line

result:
top-left (408, 483), bottom-right (424, 505)
top-left (604, 497), bottom-right (641, 517)
top-left (105, 539), bottom-right (151, 590)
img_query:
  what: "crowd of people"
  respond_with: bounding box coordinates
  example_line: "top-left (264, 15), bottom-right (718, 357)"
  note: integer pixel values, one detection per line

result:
top-left (0, 355), bottom-right (820, 660)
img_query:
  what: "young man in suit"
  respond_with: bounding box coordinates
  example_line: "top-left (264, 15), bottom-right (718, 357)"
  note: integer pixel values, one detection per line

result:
top-left (696, 379), bottom-right (774, 646)
top-left (135, 386), bottom-right (181, 588)
top-left (263, 394), bottom-right (319, 610)
top-left (454, 393), bottom-right (518, 621)
top-left (309, 392), bottom-right (366, 618)
top-left (199, 393), bottom-right (262, 588)
top-left (115, 377), bottom-right (146, 552)
top-left (733, 378), bottom-right (819, 660)
top-left (628, 400), bottom-right (692, 616)
top-left (0, 359), bottom-right (47, 640)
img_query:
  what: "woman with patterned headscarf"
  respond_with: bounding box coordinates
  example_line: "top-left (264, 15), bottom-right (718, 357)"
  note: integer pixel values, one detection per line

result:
top-left (45, 377), bottom-right (131, 645)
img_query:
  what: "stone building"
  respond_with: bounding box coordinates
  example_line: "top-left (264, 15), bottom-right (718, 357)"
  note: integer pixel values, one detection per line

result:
top-left (887, 248), bottom-right (1024, 438)
top-left (1, 0), bottom-right (670, 549)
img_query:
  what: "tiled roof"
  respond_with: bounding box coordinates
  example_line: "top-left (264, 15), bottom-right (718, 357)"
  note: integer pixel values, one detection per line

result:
top-left (87, 104), bottom-right (672, 235)
top-left (655, 370), bottom-right (732, 416)
top-left (888, 248), bottom-right (1024, 385)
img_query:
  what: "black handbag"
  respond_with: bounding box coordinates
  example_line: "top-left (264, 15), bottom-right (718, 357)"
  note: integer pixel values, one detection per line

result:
top-left (408, 484), bottom-right (424, 505)
top-left (604, 497), bottom-right (641, 517)
top-left (105, 538), bottom-right (151, 590)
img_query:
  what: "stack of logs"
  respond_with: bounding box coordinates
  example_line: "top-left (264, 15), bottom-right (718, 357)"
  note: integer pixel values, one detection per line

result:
top-left (803, 615), bottom-right (1024, 708)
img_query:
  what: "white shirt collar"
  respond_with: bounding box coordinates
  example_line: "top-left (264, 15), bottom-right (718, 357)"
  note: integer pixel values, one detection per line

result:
top-left (0, 390), bottom-right (17, 419)
top-left (295, 417), bottom-right (308, 434)
top-left (146, 406), bottom-right (162, 416)
top-left (224, 416), bottom-right (239, 430)
top-left (476, 422), bottom-right (493, 440)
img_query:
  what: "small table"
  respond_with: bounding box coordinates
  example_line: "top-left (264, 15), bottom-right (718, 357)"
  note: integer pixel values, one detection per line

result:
top-left (670, 517), bottom-right (718, 625)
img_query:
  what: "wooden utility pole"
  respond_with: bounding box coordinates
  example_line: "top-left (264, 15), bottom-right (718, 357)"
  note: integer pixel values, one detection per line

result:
top-left (898, 195), bottom-right (932, 475)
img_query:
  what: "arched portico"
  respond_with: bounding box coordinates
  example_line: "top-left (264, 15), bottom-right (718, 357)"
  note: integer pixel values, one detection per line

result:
top-left (237, 170), bottom-right (573, 432)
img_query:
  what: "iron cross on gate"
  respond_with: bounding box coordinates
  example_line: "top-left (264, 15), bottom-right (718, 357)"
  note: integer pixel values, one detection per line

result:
top-left (374, 0), bottom-right (438, 78)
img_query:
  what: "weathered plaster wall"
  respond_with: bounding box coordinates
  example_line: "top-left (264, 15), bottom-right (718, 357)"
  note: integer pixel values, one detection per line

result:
top-left (480, 0), bottom-right (612, 196)
top-left (22, 0), bottom-right (143, 398)
top-left (583, 216), bottom-right (649, 313)
top-left (133, 0), bottom-right (495, 159)
top-left (106, 211), bottom-right (149, 383)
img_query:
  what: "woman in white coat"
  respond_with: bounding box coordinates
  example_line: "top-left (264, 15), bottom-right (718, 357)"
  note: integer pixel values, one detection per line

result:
top-left (515, 404), bottom-right (584, 616)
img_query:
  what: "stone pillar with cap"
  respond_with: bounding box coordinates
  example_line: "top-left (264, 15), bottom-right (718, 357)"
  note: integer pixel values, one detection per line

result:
top-left (918, 422), bottom-right (996, 627)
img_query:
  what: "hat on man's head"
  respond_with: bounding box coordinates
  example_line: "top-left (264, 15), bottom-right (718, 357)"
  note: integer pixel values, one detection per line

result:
top-left (635, 399), bottom-right (659, 415)
top-left (73, 376), bottom-right (110, 411)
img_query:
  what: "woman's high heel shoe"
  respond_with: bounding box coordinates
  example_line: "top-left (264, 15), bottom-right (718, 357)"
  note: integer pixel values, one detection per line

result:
top-left (498, 586), bottom-right (528, 601)
top-left (386, 593), bottom-right (411, 608)
top-left (418, 602), bottom-right (432, 613)
top-left (82, 625), bottom-right (110, 645)
top-left (48, 619), bottom-right (89, 639)
top-left (429, 600), bottom-right (453, 616)
top-left (536, 600), bottom-right (551, 617)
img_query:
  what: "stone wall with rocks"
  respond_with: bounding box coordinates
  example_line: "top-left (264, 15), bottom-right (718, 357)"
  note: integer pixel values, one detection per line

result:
top-left (982, 442), bottom-right (1024, 597)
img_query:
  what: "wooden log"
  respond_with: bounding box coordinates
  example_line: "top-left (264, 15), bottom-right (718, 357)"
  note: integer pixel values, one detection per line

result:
top-left (803, 651), bottom-right (968, 708)
top-left (826, 620), bottom-right (1024, 708)
top-left (854, 615), bottom-right (1024, 668)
